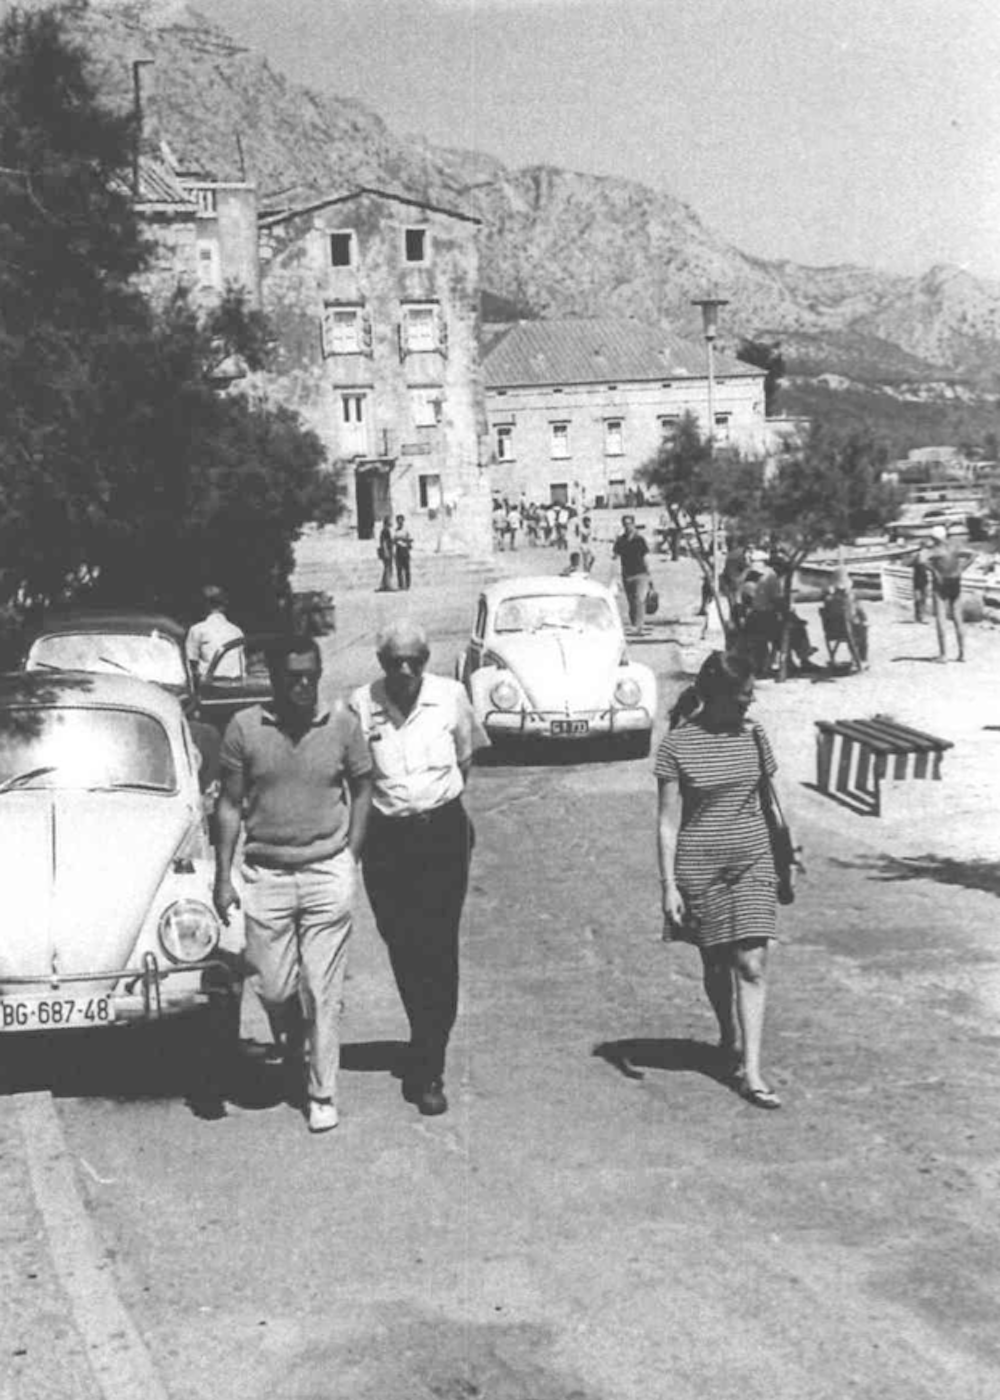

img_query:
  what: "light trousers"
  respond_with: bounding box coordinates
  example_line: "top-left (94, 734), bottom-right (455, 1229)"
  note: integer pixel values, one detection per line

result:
top-left (240, 849), bottom-right (355, 1103)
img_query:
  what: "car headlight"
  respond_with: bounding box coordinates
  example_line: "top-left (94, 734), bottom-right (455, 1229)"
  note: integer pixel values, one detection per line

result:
top-left (490, 678), bottom-right (520, 710)
top-left (614, 677), bottom-right (641, 707)
top-left (158, 899), bottom-right (220, 964)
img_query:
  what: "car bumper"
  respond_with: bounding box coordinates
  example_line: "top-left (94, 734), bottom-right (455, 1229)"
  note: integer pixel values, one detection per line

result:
top-left (0, 953), bottom-right (236, 1033)
top-left (483, 707), bottom-right (651, 739)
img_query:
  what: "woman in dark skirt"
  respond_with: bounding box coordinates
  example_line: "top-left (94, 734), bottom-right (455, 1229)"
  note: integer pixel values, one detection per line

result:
top-left (655, 651), bottom-right (783, 1108)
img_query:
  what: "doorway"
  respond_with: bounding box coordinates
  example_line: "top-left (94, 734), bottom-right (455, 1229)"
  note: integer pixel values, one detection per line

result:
top-left (355, 463), bottom-right (393, 540)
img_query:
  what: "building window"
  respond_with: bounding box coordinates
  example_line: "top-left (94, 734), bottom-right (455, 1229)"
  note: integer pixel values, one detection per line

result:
top-left (604, 418), bottom-right (624, 456)
top-left (714, 412), bottom-right (732, 438)
top-left (321, 305), bottom-right (364, 355)
top-left (196, 240), bottom-right (220, 290)
top-left (658, 414), bottom-right (680, 439)
top-left (329, 232), bottom-right (354, 267)
top-left (411, 389), bottom-right (442, 428)
top-left (404, 227), bottom-right (428, 263)
top-left (191, 186), bottom-right (217, 216)
top-left (341, 393), bottom-right (367, 454)
top-left (419, 473), bottom-right (443, 510)
top-left (496, 424), bottom-right (515, 461)
top-left (550, 482), bottom-right (569, 506)
top-left (550, 423), bottom-right (570, 459)
top-left (401, 303), bottom-right (440, 353)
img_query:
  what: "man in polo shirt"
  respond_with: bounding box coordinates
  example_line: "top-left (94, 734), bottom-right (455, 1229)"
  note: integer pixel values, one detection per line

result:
top-left (351, 621), bottom-right (488, 1117)
top-left (214, 637), bottom-right (373, 1133)
top-left (612, 514), bottom-right (651, 634)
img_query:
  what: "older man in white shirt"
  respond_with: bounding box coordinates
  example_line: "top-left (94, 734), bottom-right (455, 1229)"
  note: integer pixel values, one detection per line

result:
top-left (351, 621), bottom-right (488, 1116)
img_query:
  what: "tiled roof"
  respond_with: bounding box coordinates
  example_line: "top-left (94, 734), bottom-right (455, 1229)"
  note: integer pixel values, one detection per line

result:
top-left (482, 318), bottom-right (763, 388)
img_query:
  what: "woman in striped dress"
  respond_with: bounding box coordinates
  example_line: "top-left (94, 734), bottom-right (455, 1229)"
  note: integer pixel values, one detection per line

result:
top-left (655, 651), bottom-right (783, 1109)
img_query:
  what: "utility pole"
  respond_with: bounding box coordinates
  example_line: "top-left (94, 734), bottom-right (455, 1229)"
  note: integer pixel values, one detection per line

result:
top-left (691, 295), bottom-right (730, 635)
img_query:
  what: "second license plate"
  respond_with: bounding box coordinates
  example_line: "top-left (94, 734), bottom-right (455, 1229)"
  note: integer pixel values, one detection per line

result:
top-left (551, 719), bottom-right (589, 737)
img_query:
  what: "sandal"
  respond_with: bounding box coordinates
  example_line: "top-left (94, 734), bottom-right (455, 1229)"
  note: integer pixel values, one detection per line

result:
top-left (739, 1083), bottom-right (782, 1110)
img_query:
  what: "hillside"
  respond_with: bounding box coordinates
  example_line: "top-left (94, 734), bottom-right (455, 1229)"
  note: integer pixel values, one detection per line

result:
top-left (35, 0), bottom-right (1000, 434)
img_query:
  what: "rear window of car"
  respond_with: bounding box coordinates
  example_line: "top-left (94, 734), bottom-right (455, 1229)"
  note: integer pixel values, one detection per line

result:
top-left (0, 706), bottom-right (177, 792)
top-left (494, 594), bottom-right (617, 634)
top-left (27, 632), bottom-right (188, 689)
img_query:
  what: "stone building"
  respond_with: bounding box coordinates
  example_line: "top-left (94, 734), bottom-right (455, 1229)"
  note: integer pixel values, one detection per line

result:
top-left (482, 318), bottom-right (767, 506)
top-left (256, 187), bottom-right (492, 551)
top-left (131, 149), bottom-right (260, 310)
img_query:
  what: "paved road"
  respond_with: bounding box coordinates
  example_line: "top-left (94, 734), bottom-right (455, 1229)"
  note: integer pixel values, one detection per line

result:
top-left (9, 548), bottom-right (1000, 1400)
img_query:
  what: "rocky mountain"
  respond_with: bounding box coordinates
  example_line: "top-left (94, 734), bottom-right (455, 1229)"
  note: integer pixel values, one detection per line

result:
top-left (36, 0), bottom-right (1000, 404)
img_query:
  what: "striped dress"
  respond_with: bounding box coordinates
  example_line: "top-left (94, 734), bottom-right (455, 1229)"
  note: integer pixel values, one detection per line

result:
top-left (654, 719), bottom-right (778, 947)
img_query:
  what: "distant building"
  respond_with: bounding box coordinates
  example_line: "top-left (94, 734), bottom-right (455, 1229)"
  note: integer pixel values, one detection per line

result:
top-left (131, 148), bottom-right (260, 310)
top-left (482, 318), bottom-right (767, 506)
top-left (256, 188), bottom-right (492, 550)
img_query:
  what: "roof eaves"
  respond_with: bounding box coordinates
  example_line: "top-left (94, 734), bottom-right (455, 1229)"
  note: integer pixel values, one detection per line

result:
top-left (258, 185), bottom-right (480, 230)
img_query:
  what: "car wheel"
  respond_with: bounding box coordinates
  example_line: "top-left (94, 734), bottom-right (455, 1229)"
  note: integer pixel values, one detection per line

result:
top-left (618, 730), bottom-right (652, 760)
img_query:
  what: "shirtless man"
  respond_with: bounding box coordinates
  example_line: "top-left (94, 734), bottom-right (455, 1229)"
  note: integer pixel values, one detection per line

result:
top-left (927, 525), bottom-right (974, 661)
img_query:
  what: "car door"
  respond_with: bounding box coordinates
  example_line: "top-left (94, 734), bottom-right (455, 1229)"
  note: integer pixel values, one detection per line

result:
top-left (195, 633), bottom-right (275, 734)
top-left (462, 596), bottom-right (489, 685)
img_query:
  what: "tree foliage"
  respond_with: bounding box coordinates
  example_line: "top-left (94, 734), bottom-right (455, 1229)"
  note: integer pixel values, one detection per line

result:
top-left (0, 5), bottom-right (340, 643)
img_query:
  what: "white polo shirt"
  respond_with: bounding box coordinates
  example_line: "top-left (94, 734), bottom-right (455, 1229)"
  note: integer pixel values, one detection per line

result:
top-left (185, 612), bottom-right (244, 679)
top-left (350, 673), bottom-right (488, 817)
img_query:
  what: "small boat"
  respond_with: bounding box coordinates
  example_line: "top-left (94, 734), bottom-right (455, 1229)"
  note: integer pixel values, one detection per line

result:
top-left (885, 503), bottom-right (973, 541)
top-left (797, 541), bottom-right (917, 599)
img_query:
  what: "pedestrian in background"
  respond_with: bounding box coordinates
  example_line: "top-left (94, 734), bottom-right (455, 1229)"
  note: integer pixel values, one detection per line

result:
top-left (377, 516), bottom-right (395, 591)
top-left (214, 638), bottom-right (373, 1133)
top-left (351, 621), bottom-right (488, 1117)
top-left (911, 544), bottom-right (930, 624)
top-left (927, 525), bottom-right (973, 661)
top-left (612, 514), bottom-right (651, 635)
top-left (393, 514), bottom-right (413, 591)
top-left (656, 650), bottom-right (783, 1109)
top-left (186, 585), bottom-right (244, 683)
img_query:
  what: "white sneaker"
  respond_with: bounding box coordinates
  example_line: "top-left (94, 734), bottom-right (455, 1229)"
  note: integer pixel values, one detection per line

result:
top-left (307, 1099), bottom-right (339, 1133)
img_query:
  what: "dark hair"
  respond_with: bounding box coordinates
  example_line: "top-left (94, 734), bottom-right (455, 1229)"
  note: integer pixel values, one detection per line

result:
top-left (202, 584), bottom-right (227, 610)
top-left (265, 635), bottom-right (320, 677)
top-left (668, 650), bottom-right (752, 728)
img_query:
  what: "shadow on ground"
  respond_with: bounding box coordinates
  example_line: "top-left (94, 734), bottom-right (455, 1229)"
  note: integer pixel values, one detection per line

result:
top-left (832, 853), bottom-right (1000, 898)
top-left (593, 1036), bottom-right (735, 1087)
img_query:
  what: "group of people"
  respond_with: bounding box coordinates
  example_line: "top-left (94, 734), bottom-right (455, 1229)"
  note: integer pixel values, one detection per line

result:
top-left (492, 496), bottom-right (595, 565)
top-left (376, 515), bottom-right (414, 592)
top-left (213, 623), bottom-right (486, 1131)
top-left (205, 619), bottom-right (788, 1129)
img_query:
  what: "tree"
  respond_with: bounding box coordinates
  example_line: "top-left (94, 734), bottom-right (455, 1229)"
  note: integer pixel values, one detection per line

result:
top-left (727, 422), bottom-right (901, 678)
top-left (0, 5), bottom-right (341, 647)
top-left (736, 339), bottom-right (785, 417)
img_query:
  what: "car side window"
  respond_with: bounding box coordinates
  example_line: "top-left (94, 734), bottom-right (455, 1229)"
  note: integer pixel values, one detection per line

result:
top-left (474, 597), bottom-right (488, 642)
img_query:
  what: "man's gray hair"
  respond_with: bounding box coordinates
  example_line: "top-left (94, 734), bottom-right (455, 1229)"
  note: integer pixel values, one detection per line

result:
top-left (376, 619), bottom-right (431, 662)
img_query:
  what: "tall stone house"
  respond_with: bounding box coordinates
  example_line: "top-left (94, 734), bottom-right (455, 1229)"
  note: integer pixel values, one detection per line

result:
top-left (482, 318), bottom-right (767, 507)
top-left (256, 189), bottom-right (492, 552)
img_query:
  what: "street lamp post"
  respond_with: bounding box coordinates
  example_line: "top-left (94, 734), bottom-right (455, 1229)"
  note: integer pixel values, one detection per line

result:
top-left (691, 296), bottom-right (730, 636)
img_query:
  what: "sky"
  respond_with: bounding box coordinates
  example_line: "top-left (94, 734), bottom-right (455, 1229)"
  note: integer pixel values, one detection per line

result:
top-left (198, 0), bottom-right (1000, 281)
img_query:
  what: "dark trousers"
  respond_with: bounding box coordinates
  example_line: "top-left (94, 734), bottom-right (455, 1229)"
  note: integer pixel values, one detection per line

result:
top-left (395, 550), bottom-right (411, 590)
top-left (362, 799), bottom-right (473, 1086)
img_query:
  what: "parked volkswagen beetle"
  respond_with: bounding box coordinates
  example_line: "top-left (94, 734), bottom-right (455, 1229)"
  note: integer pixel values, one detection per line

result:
top-left (0, 671), bottom-right (242, 1042)
top-left (456, 576), bottom-right (656, 757)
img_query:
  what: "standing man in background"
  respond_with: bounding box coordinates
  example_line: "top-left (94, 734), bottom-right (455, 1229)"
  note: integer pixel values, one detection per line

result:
top-left (927, 524), bottom-right (974, 662)
top-left (393, 514), bottom-right (414, 591)
top-left (214, 638), bottom-right (373, 1133)
top-left (186, 585), bottom-right (244, 682)
top-left (351, 622), bottom-right (488, 1117)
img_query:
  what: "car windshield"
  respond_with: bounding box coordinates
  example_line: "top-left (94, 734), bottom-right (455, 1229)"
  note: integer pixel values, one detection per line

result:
top-left (27, 632), bottom-right (187, 689)
top-left (0, 707), bottom-right (176, 792)
top-left (494, 594), bottom-right (617, 634)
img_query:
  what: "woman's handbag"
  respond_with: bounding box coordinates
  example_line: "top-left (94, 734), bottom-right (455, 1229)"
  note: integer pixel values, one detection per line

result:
top-left (752, 727), bottom-right (801, 905)
top-left (645, 586), bottom-right (660, 616)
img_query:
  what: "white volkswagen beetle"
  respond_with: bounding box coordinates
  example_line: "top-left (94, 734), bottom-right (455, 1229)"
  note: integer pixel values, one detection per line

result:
top-left (456, 576), bottom-right (657, 756)
top-left (0, 670), bottom-right (242, 1040)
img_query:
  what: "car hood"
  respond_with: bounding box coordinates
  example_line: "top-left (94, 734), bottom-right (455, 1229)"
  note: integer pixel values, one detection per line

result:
top-left (0, 791), bottom-right (187, 981)
top-left (493, 630), bottom-right (623, 710)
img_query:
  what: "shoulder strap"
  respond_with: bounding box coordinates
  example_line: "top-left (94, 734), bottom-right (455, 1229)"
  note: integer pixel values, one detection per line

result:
top-left (751, 723), bottom-right (784, 824)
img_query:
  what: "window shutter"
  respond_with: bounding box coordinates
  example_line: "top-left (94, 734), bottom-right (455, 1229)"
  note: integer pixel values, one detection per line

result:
top-left (397, 322), bottom-right (405, 362)
top-left (438, 313), bottom-right (449, 358)
top-left (320, 307), bottom-right (334, 358)
top-left (361, 309), bottom-right (373, 357)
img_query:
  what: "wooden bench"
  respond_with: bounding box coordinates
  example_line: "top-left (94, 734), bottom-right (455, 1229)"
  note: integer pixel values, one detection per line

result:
top-left (815, 716), bottom-right (953, 816)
